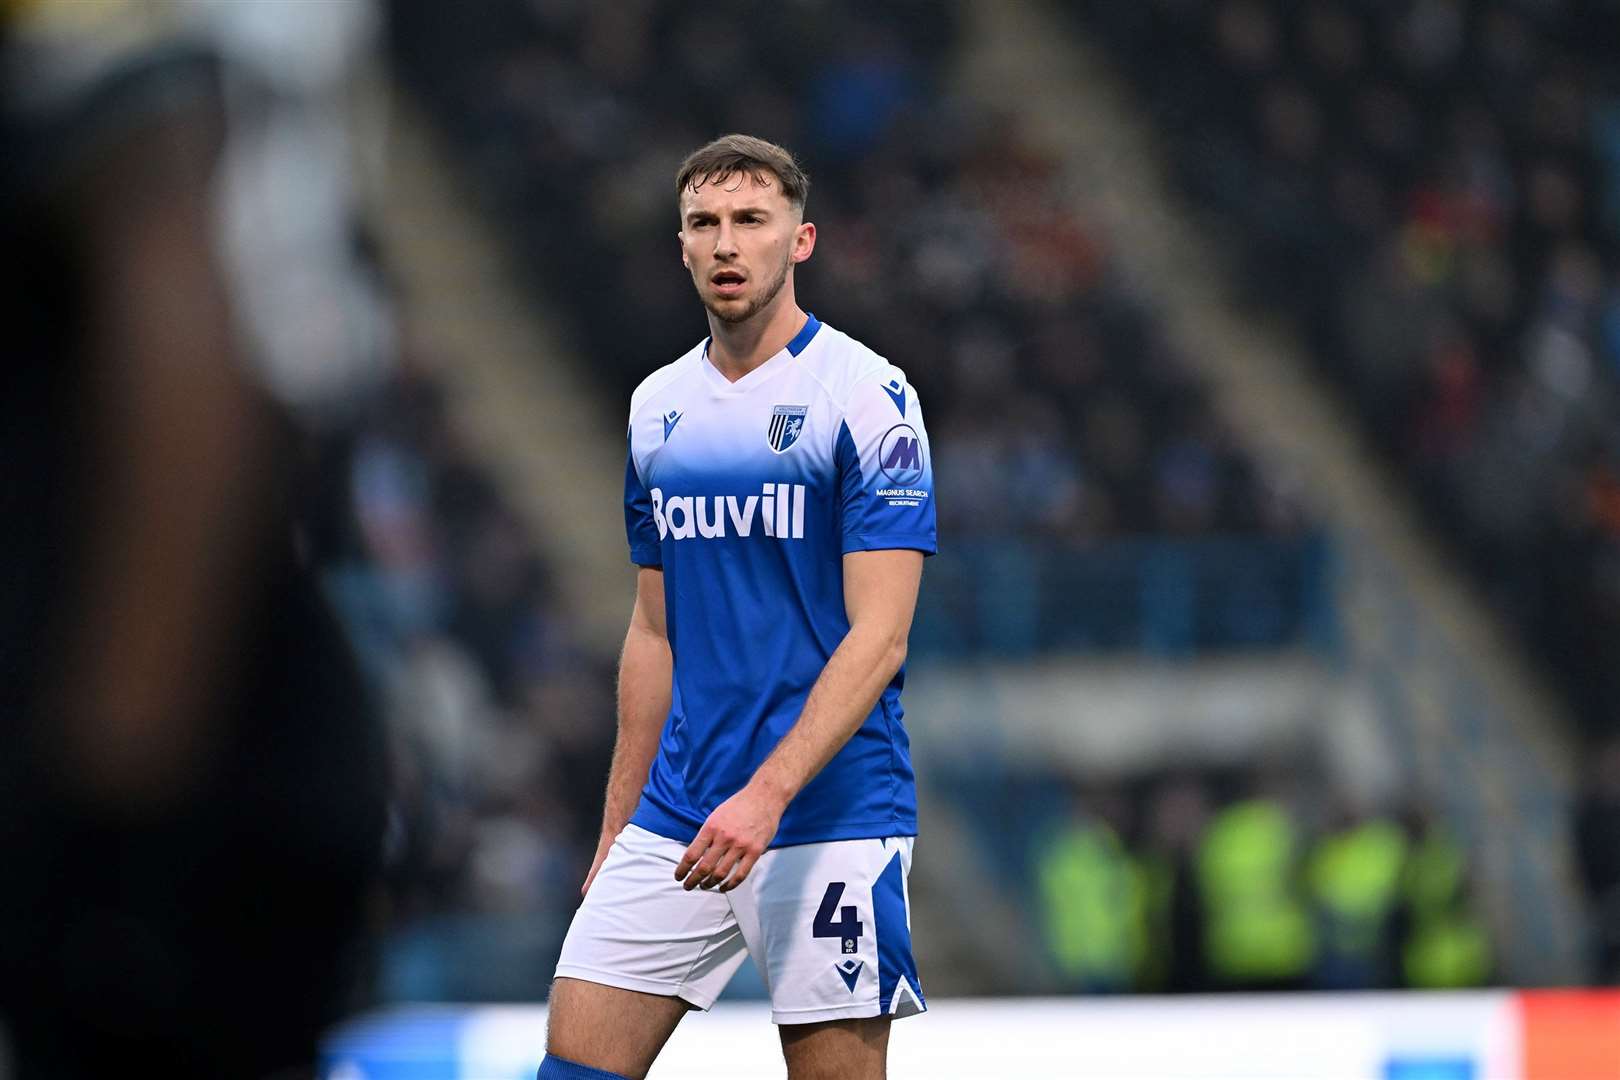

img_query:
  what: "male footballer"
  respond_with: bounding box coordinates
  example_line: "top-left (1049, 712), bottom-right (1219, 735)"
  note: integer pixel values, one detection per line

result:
top-left (539, 134), bottom-right (935, 1080)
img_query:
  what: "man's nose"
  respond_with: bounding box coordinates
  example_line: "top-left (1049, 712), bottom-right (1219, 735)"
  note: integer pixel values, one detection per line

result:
top-left (714, 221), bottom-right (738, 258)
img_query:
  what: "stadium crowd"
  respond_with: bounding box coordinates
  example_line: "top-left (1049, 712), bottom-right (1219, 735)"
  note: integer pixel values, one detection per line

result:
top-left (309, 348), bottom-right (617, 1000)
top-left (1081, 0), bottom-right (1620, 730)
top-left (1076, 0), bottom-right (1620, 981)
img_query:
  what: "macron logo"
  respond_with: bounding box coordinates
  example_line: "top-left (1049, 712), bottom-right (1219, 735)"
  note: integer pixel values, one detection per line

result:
top-left (651, 484), bottom-right (807, 541)
top-left (883, 380), bottom-right (906, 417)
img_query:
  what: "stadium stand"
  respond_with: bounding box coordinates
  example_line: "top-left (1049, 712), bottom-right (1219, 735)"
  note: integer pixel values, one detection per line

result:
top-left (312, 356), bottom-right (617, 1000)
top-left (1078, 0), bottom-right (1620, 736)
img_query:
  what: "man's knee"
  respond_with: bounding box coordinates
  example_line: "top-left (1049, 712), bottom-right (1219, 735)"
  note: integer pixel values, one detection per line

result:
top-left (543, 977), bottom-right (689, 1080)
top-left (780, 1015), bottom-right (891, 1080)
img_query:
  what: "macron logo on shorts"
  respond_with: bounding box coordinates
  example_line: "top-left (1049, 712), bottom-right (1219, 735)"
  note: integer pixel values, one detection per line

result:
top-left (650, 484), bottom-right (807, 541)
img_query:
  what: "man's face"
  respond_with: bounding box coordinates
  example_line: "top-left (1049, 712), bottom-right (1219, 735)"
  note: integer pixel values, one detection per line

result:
top-left (679, 170), bottom-right (814, 325)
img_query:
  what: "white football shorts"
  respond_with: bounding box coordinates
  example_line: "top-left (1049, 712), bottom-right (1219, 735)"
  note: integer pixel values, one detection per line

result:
top-left (554, 823), bottom-right (926, 1024)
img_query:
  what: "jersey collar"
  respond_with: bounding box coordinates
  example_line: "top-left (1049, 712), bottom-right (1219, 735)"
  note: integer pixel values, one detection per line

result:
top-left (700, 312), bottom-right (822, 394)
top-left (785, 312), bottom-right (822, 356)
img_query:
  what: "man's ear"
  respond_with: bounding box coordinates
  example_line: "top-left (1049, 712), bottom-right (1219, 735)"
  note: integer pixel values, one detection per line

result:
top-left (678, 231), bottom-right (688, 268)
top-left (792, 221), bottom-right (816, 264)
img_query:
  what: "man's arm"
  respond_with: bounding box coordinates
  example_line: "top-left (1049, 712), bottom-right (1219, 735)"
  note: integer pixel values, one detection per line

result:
top-left (583, 566), bottom-right (671, 896)
top-left (675, 548), bottom-right (924, 892)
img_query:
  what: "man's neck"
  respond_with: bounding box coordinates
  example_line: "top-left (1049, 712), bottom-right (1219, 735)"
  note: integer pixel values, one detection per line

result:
top-left (706, 295), bottom-right (807, 382)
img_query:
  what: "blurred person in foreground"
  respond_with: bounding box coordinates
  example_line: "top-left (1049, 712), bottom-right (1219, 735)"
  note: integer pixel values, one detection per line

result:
top-left (538, 135), bottom-right (935, 1080)
top-left (0, 5), bottom-right (386, 1077)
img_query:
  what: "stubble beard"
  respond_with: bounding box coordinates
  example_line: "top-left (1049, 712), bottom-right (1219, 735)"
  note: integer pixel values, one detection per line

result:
top-left (702, 250), bottom-right (792, 325)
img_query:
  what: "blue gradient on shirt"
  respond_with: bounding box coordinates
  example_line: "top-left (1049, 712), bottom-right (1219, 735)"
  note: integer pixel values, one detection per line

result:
top-left (621, 321), bottom-right (934, 847)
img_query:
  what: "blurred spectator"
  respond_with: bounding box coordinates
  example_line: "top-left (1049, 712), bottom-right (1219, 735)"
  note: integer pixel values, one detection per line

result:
top-left (1134, 774), bottom-right (1210, 992)
top-left (1306, 802), bottom-right (1407, 989)
top-left (1195, 774), bottom-right (1316, 990)
top-left (1035, 786), bottom-right (1148, 992)
top-left (1398, 807), bottom-right (1492, 989)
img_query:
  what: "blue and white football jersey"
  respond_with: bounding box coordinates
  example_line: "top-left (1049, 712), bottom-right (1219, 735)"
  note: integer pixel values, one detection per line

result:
top-left (623, 313), bottom-right (935, 847)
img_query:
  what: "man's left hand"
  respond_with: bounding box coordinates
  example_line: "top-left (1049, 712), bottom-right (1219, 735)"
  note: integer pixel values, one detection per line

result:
top-left (675, 784), bottom-right (785, 892)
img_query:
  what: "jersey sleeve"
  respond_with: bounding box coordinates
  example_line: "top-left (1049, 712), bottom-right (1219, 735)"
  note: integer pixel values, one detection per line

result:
top-left (624, 436), bottom-right (663, 567)
top-left (835, 366), bottom-right (937, 556)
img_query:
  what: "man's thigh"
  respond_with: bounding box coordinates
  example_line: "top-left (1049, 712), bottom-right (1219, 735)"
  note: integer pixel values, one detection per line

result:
top-left (554, 824), bottom-right (750, 1008)
top-left (547, 824), bottom-right (751, 1075)
top-left (780, 1015), bottom-right (892, 1080)
top-left (545, 977), bottom-right (689, 1080)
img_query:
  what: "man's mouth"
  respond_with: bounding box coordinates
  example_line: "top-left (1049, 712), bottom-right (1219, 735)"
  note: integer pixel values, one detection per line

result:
top-left (711, 270), bottom-right (746, 296)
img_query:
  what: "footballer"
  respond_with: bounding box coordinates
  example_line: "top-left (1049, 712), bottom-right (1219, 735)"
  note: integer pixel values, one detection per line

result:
top-left (539, 134), bottom-right (935, 1080)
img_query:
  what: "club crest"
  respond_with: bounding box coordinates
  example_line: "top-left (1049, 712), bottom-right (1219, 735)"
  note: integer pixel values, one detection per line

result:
top-left (767, 404), bottom-right (808, 454)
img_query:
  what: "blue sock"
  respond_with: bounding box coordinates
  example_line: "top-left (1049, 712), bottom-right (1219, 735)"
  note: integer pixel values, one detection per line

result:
top-left (536, 1053), bottom-right (633, 1080)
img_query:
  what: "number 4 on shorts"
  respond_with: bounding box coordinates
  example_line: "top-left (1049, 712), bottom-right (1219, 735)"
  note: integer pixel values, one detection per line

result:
top-left (813, 881), bottom-right (864, 953)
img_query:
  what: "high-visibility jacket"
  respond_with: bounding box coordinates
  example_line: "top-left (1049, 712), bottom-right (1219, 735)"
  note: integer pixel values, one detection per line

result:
top-left (1308, 818), bottom-right (1408, 964)
top-left (1401, 826), bottom-right (1491, 988)
top-left (1197, 799), bottom-right (1315, 983)
top-left (1036, 819), bottom-right (1146, 991)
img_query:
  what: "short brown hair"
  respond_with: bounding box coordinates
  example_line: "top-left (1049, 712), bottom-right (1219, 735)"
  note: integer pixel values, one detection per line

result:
top-left (676, 134), bottom-right (810, 214)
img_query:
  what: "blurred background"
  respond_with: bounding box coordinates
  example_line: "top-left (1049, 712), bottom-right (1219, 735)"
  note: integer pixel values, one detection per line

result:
top-left (4, 0), bottom-right (1620, 1076)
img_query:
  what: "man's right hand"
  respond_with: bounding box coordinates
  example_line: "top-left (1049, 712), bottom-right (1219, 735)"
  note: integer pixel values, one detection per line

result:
top-left (582, 830), bottom-right (618, 897)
